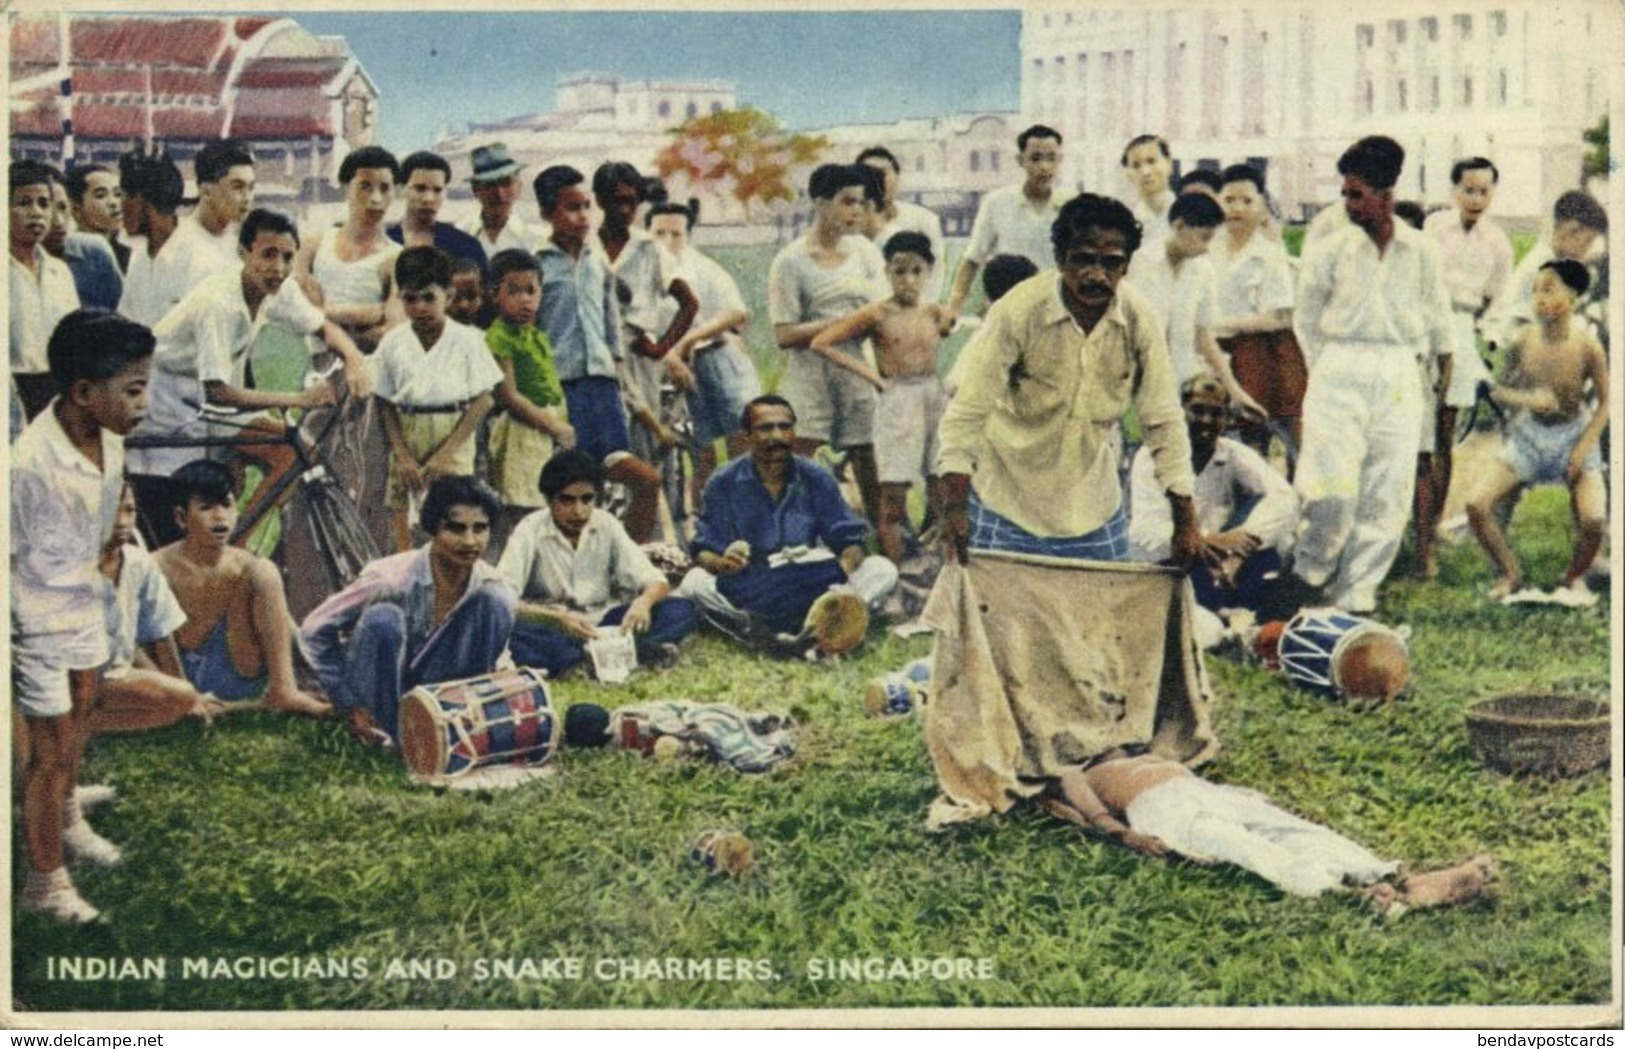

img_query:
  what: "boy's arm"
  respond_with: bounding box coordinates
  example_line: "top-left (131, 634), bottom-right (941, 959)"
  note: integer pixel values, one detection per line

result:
top-left (493, 358), bottom-right (574, 444)
top-left (1051, 769), bottom-right (1168, 857)
top-left (148, 635), bottom-right (185, 680)
top-left (1194, 327), bottom-right (1266, 422)
top-left (643, 277), bottom-right (698, 359)
top-left (945, 256), bottom-right (981, 319)
top-left (808, 306), bottom-right (887, 389)
top-left (1568, 337), bottom-right (1610, 481)
top-left (675, 308), bottom-right (749, 361)
top-left (203, 379), bottom-right (333, 414)
top-left (319, 321), bottom-right (374, 400)
top-left (423, 392), bottom-right (494, 479)
top-left (378, 399), bottom-right (424, 492)
top-left (298, 575), bottom-right (381, 710)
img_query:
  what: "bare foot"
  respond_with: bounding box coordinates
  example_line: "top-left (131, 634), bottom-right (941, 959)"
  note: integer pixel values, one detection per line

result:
top-left (264, 686), bottom-right (332, 718)
top-left (1487, 576), bottom-right (1521, 602)
top-left (1397, 854), bottom-right (1497, 911)
top-left (1416, 554), bottom-right (1438, 581)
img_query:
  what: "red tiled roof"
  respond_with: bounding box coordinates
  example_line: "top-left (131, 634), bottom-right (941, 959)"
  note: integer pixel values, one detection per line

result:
top-left (232, 113), bottom-right (334, 138)
top-left (234, 58), bottom-right (346, 90)
top-left (70, 18), bottom-right (229, 70)
top-left (67, 68), bottom-right (228, 98)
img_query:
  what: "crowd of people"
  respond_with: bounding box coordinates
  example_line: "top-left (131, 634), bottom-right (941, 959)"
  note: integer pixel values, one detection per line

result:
top-left (9, 122), bottom-right (1606, 923)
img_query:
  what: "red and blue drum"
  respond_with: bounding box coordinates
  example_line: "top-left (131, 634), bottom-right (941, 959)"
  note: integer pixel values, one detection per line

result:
top-left (1279, 608), bottom-right (1409, 703)
top-left (398, 669), bottom-right (557, 779)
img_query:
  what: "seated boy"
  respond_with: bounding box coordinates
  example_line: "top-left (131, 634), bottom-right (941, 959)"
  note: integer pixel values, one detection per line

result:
top-left (373, 246), bottom-right (503, 551)
top-left (1129, 376), bottom-right (1298, 625)
top-left (498, 450), bottom-right (697, 676)
top-left (1466, 259), bottom-right (1608, 606)
top-left (1050, 748), bottom-right (1496, 917)
top-left (155, 459), bottom-right (330, 715)
top-left (299, 475), bottom-right (517, 746)
top-left (809, 231), bottom-right (953, 564)
top-left (484, 249), bottom-right (575, 534)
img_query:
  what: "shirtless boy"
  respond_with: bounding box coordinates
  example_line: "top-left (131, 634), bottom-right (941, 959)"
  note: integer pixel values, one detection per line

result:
top-left (1466, 259), bottom-right (1608, 606)
top-left (155, 459), bottom-right (330, 714)
top-left (809, 231), bottom-right (952, 563)
top-left (1050, 749), bottom-right (1496, 918)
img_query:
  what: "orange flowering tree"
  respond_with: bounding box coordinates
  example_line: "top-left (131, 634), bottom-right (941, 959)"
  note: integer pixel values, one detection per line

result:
top-left (655, 107), bottom-right (829, 218)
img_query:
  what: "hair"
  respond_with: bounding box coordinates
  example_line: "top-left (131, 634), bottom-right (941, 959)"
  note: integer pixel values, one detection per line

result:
top-left (855, 146), bottom-right (901, 174)
top-left (538, 449), bottom-right (606, 500)
top-left (1553, 190), bottom-right (1608, 233)
top-left (194, 138), bottom-right (253, 184)
top-left (808, 163), bottom-right (866, 201)
top-left (642, 176), bottom-right (669, 206)
top-left (399, 151), bottom-right (451, 184)
top-left (1017, 124), bottom-right (1063, 151)
top-left (9, 159), bottom-right (61, 192)
top-left (982, 254), bottom-right (1038, 304)
top-left (419, 475), bottom-right (500, 536)
top-left (1177, 169), bottom-right (1223, 195)
top-left (1120, 134), bottom-right (1170, 166)
top-left (741, 393), bottom-right (796, 433)
top-left (1336, 136), bottom-right (1405, 191)
top-left (169, 458), bottom-right (238, 513)
top-left (591, 161), bottom-right (646, 202)
top-left (64, 163), bottom-right (114, 205)
top-left (118, 148), bottom-right (184, 214)
top-left (338, 146), bottom-right (399, 185)
top-left (1393, 200), bottom-right (1427, 231)
top-left (1180, 374), bottom-right (1230, 407)
top-left (238, 208), bottom-right (300, 251)
top-left (47, 308), bottom-right (155, 392)
top-left (394, 246), bottom-right (452, 292)
top-left (1168, 192), bottom-right (1224, 228)
top-left (450, 257), bottom-right (483, 280)
top-left (1450, 156), bottom-right (1499, 186)
top-left (882, 230), bottom-right (934, 266)
top-left (645, 200), bottom-right (698, 231)
top-left (1540, 258), bottom-right (1592, 297)
top-left (1051, 192), bottom-right (1142, 261)
top-left (1218, 163), bottom-right (1266, 194)
top-left (854, 163), bottom-right (886, 206)
top-left (534, 165), bottom-right (584, 213)
top-left (486, 248), bottom-right (541, 289)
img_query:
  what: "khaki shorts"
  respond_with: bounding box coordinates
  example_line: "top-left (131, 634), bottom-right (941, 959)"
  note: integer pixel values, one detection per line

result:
top-left (386, 410), bottom-right (477, 510)
top-left (873, 377), bottom-right (946, 484)
top-left (490, 412), bottom-right (561, 508)
top-left (12, 625), bottom-right (108, 718)
top-left (778, 349), bottom-right (878, 447)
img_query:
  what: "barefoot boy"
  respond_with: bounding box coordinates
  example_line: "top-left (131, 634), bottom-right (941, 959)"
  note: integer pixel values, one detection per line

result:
top-left (1050, 748), bottom-right (1496, 916)
top-left (1466, 259), bottom-right (1608, 606)
top-left (155, 459), bottom-right (329, 715)
top-left (12, 309), bottom-right (151, 921)
top-left (374, 246), bottom-right (503, 551)
top-left (809, 231), bottom-right (952, 564)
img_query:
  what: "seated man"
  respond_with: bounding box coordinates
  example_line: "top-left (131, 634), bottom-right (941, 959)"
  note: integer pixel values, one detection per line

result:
top-left (679, 394), bottom-right (898, 651)
top-left (498, 449), bottom-right (697, 677)
top-left (154, 460), bottom-right (330, 716)
top-left (299, 475), bottom-right (516, 746)
top-left (1128, 375), bottom-right (1299, 628)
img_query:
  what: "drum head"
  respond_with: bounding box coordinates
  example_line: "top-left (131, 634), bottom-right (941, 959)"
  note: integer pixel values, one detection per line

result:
top-left (398, 690), bottom-right (450, 778)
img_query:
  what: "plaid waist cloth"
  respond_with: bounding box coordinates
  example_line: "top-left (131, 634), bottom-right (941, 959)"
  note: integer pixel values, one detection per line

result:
top-left (967, 488), bottom-right (1130, 562)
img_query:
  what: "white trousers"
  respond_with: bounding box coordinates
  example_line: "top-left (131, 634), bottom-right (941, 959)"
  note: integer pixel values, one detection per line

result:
top-left (1126, 776), bottom-right (1399, 897)
top-left (1293, 343), bottom-right (1423, 612)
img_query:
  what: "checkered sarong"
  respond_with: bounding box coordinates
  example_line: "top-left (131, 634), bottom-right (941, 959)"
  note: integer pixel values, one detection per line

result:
top-left (967, 489), bottom-right (1130, 562)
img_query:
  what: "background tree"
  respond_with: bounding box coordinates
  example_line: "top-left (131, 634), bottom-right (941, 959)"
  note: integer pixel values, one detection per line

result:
top-left (1581, 115), bottom-right (1609, 182)
top-left (655, 107), bottom-right (828, 220)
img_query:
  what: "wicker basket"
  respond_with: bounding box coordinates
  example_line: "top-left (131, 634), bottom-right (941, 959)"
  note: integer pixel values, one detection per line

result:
top-left (1465, 693), bottom-right (1611, 777)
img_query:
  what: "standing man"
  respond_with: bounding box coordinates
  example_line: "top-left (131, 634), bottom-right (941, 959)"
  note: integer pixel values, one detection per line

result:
top-left (10, 161), bottom-right (80, 423)
top-left (387, 151), bottom-right (488, 271)
top-left (855, 146), bottom-right (946, 303)
top-left (116, 148), bottom-right (209, 329)
top-left (65, 163), bottom-right (129, 272)
top-left (1291, 136), bottom-right (1453, 614)
top-left (187, 139), bottom-right (256, 272)
top-left (460, 143), bottom-right (547, 257)
top-left (945, 124), bottom-right (1066, 321)
top-left (1120, 134), bottom-right (1176, 250)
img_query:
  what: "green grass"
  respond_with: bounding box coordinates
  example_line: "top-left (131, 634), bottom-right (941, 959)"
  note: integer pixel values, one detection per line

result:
top-left (11, 486), bottom-right (1612, 1013)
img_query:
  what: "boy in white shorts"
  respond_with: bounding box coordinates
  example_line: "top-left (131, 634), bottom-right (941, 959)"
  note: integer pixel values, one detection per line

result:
top-left (809, 232), bottom-right (952, 564)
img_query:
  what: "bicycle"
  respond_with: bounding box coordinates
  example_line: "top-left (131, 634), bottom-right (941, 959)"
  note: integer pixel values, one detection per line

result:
top-left (124, 374), bottom-right (379, 596)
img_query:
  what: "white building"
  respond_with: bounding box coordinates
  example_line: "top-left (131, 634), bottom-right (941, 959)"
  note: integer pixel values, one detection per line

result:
top-left (1021, 2), bottom-right (1612, 223)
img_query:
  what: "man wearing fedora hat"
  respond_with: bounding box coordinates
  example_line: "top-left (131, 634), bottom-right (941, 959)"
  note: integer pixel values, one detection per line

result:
top-left (459, 143), bottom-right (548, 257)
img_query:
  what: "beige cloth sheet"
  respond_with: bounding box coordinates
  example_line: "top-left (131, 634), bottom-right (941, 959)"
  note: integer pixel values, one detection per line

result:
top-left (920, 552), bottom-right (1219, 830)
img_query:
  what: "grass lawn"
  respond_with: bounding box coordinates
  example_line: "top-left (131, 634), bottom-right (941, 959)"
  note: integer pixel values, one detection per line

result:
top-left (10, 239), bottom-right (1613, 1017)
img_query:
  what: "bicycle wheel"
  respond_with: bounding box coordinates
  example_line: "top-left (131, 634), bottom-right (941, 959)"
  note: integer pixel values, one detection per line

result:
top-left (303, 475), bottom-right (379, 593)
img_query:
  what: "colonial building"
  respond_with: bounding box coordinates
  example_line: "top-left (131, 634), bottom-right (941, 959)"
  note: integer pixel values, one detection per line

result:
top-left (1021, 3), bottom-right (1610, 222)
top-left (9, 13), bottom-right (378, 197)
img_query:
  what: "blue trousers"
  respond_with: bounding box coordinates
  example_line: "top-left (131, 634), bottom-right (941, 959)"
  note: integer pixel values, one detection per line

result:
top-left (345, 592), bottom-right (515, 740)
top-left (1188, 548), bottom-right (1285, 617)
top-left (717, 561), bottom-right (848, 636)
top-left (508, 597), bottom-right (697, 677)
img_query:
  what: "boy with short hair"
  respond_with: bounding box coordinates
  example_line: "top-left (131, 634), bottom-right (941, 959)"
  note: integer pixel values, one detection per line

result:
top-left (947, 124), bottom-right (1065, 320)
top-left (115, 147), bottom-right (206, 329)
top-left (485, 248), bottom-right (575, 531)
top-left (447, 257), bottom-right (485, 328)
top-left (10, 160), bottom-right (81, 422)
top-left (499, 449), bottom-right (697, 676)
top-left (45, 177), bottom-right (123, 313)
top-left (386, 150), bottom-right (488, 271)
top-left (66, 163), bottom-right (127, 269)
top-left (155, 459), bottom-right (329, 715)
top-left (808, 231), bottom-right (952, 563)
top-left (1120, 134), bottom-right (1175, 247)
top-left (1466, 259), bottom-right (1608, 606)
top-left (373, 246), bottom-right (503, 551)
top-left (188, 138), bottom-right (257, 271)
top-left (12, 309), bottom-right (152, 922)
top-left (1485, 191), bottom-right (1609, 351)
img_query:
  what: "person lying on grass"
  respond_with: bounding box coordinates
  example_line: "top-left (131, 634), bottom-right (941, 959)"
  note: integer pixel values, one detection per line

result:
top-left (1047, 747), bottom-right (1496, 918)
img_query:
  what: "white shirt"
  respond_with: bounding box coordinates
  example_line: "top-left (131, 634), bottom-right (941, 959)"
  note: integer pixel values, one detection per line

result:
top-left (10, 402), bottom-right (124, 636)
top-left (1129, 436), bottom-right (1299, 562)
top-left (370, 318), bottom-right (502, 409)
top-left (1296, 223), bottom-right (1453, 365)
top-left (1125, 251), bottom-right (1217, 383)
top-left (608, 228), bottom-right (681, 338)
top-left (118, 220), bottom-right (229, 329)
top-left (179, 215), bottom-right (240, 274)
top-left (1423, 211), bottom-right (1514, 316)
top-left (458, 213), bottom-right (547, 257)
top-left (963, 183), bottom-right (1065, 269)
top-left (1209, 231), bottom-right (1295, 326)
top-left (497, 506), bottom-right (665, 622)
top-left (874, 199), bottom-right (946, 301)
top-left (9, 246), bottom-right (79, 372)
top-left (103, 543), bottom-right (187, 679)
top-left (661, 247), bottom-right (749, 347)
top-left (132, 269), bottom-right (326, 476)
top-left (1129, 192), bottom-right (1175, 254)
top-left (767, 234), bottom-right (888, 358)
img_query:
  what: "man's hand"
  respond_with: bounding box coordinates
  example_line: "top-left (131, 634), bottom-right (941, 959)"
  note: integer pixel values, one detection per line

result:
top-left (1230, 389), bottom-right (1268, 426)
top-left (620, 600), bottom-right (653, 635)
top-left (422, 452), bottom-right (456, 483)
top-left (1116, 828), bottom-right (1169, 857)
top-left (342, 358), bottom-right (373, 400)
top-left (395, 457), bottom-right (425, 493)
top-left (940, 472), bottom-right (972, 564)
top-left (557, 610), bottom-right (600, 642)
top-left (664, 353), bottom-right (697, 391)
top-left (1168, 495), bottom-right (1203, 569)
top-left (1202, 529), bottom-right (1260, 563)
top-left (298, 383), bottom-right (337, 410)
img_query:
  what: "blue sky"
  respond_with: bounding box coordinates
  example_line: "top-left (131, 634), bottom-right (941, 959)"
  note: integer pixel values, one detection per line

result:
top-left (290, 10), bottom-right (1023, 151)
